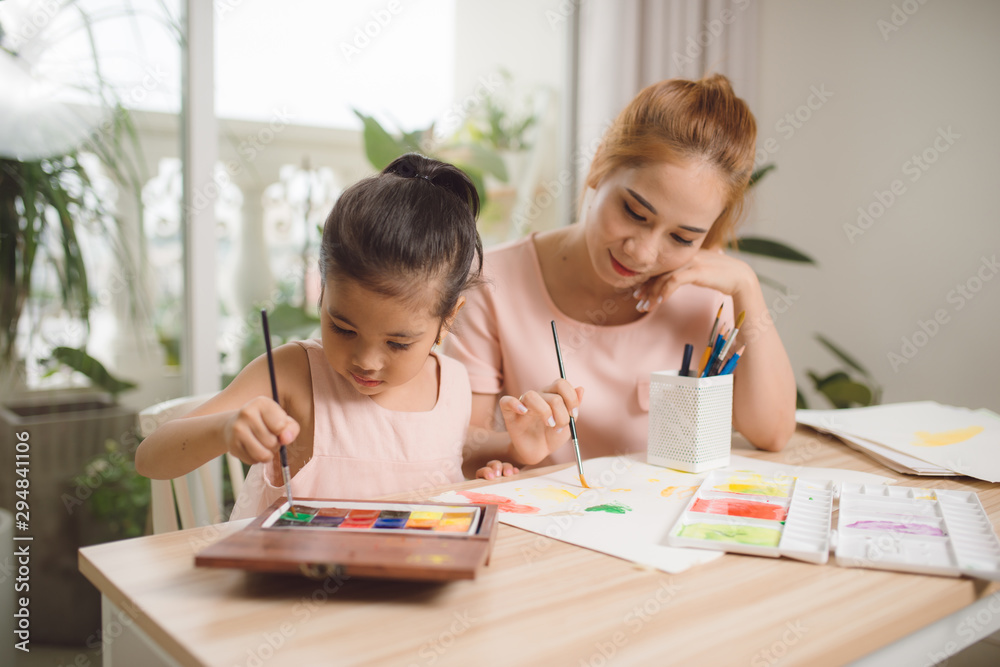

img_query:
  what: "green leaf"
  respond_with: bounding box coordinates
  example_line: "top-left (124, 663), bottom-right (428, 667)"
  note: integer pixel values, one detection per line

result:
top-left (812, 371), bottom-right (850, 390)
top-left (48, 346), bottom-right (137, 397)
top-left (734, 236), bottom-right (815, 264)
top-left (816, 376), bottom-right (874, 409)
top-left (264, 303), bottom-right (321, 341)
top-left (748, 164), bottom-right (776, 188)
top-left (353, 109), bottom-right (407, 170)
top-left (814, 334), bottom-right (872, 379)
top-left (796, 388), bottom-right (808, 410)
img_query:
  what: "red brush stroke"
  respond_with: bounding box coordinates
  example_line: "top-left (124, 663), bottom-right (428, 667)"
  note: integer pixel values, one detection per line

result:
top-left (691, 498), bottom-right (788, 522)
top-left (458, 490), bottom-right (540, 514)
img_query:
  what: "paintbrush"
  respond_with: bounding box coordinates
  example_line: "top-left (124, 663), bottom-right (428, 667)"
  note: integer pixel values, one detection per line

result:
top-left (261, 309), bottom-right (295, 514)
top-left (550, 320), bottom-right (591, 489)
top-left (710, 311), bottom-right (745, 376)
top-left (697, 303), bottom-right (724, 376)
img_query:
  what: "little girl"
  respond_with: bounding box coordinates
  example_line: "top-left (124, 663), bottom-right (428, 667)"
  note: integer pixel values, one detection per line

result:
top-left (136, 154), bottom-right (563, 519)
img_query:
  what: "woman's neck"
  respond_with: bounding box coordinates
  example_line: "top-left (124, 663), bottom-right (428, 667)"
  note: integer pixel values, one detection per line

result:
top-left (534, 226), bottom-right (642, 325)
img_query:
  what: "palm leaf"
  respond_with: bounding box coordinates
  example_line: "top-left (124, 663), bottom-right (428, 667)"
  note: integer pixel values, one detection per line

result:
top-left (49, 346), bottom-right (136, 397)
top-left (734, 236), bottom-right (815, 264)
top-left (748, 164), bottom-right (776, 188)
top-left (814, 333), bottom-right (873, 379)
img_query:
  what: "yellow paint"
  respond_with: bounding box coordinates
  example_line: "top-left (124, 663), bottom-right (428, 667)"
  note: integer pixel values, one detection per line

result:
top-left (911, 426), bottom-right (984, 447)
top-left (648, 479), bottom-right (661, 482)
top-left (611, 488), bottom-right (631, 492)
top-left (529, 486), bottom-right (582, 503)
top-left (660, 485), bottom-right (698, 499)
top-left (713, 473), bottom-right (790, 497)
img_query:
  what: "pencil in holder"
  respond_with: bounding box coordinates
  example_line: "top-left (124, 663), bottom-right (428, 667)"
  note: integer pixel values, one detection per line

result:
top-left (647, 370), bottom-right (733, 473)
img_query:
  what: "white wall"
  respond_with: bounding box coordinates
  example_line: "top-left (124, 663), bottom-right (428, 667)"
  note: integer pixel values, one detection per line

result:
top-left (751, 0), bottom-right (1000, 412)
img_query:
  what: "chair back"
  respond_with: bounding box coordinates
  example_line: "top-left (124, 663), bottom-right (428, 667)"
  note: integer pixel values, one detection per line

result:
top-left (139, 394), bottom-right (246, 533)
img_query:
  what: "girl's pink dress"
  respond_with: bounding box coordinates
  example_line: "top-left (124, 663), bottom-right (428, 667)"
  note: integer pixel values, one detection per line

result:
top-left (230, 340), bottom-right (468, 520)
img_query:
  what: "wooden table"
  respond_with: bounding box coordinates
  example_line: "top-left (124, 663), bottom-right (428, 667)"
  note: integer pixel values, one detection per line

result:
top-left (79, 428), bottom-right (1000, 666)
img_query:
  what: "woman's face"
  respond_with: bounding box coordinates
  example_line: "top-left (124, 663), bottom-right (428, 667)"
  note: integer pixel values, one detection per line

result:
top-left (582, 159), bottom-right (728, 291)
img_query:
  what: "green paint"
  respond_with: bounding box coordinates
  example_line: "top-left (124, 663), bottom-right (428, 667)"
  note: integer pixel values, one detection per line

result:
top-left (584, 501), bottom-right (632, 514)
top-left (678, 522), bottom-right (781, 547)
top-left (281, 511), bottom-right (312, 522)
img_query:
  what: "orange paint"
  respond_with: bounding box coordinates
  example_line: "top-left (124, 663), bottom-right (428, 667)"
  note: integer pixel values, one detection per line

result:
top-left (458, 490), bottom-right (540, 514)
top-left (661, 485), bottom-right (698, 499)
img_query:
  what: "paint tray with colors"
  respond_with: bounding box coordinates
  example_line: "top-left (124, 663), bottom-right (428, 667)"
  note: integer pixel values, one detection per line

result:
top-left (196, 498), bottom-right (499, 581)
top-left (262, 500), bottom-right (482, 537)
top-left (834, 484), bottom-right (1000, 580)
top-left (666, 470), bottom-right (835, 564)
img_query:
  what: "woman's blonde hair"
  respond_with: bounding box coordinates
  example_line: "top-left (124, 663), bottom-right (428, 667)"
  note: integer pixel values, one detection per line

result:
top-left (585, 73), bottom-right (756, 248)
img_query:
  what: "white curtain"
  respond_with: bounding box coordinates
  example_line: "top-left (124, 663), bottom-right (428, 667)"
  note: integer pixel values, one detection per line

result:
top-left (575, 0), bottom-right (759, 184)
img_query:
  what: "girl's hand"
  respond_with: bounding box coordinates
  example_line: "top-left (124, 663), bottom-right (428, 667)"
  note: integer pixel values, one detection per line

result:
top-left (476, 460), bottom-right (520, 480)
top-left (635, 248), bottom-right (757, 312)
top-left (223, 396), bottom-right (300, 465)
top-left (499, 379), bottom-right (584, 465)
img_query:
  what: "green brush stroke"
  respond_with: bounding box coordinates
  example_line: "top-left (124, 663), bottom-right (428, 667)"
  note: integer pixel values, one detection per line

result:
top-left (678, 523), bottom-right (781, 547)
top-left (584, 501), bottom-right (632, 514)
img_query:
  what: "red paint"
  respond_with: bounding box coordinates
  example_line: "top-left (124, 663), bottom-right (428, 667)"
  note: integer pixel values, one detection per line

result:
top-left (341, 509), bottom-right (381, 529)
top-left (691, 497), bottom-right (787, 522)
top-left (458, 490), bottom-right (540, 514)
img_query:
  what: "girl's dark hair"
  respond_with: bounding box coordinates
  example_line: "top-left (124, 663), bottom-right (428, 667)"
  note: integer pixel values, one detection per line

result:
top-left (319, 153), bottom-right (483, 319)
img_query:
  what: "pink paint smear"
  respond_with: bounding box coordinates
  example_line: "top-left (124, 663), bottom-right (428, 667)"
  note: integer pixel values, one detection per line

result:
top-left (458, 490), bottom-right (540, 514)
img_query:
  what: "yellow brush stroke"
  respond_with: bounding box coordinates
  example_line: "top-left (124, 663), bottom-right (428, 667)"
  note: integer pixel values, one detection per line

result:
top-left (529, 486), bottom-right (582, 503)
top-left (661, 485), bottom-right (698, 499)
top-left (648, 479), bottom-right (660, 482)
top-left (911, 426), bottom-right (984, 447)
top-left (611, 488), bottom-right (631, 492)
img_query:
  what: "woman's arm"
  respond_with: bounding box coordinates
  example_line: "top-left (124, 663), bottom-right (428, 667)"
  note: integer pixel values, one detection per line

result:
top-left (636, 250), bottom-right (797, 451)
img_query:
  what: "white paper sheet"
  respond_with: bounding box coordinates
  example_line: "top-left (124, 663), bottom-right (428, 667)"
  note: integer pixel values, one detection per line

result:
top-left (797, 402), bottom-right (1000, 482)
top-left (433, 455), bottom-right (893, 575)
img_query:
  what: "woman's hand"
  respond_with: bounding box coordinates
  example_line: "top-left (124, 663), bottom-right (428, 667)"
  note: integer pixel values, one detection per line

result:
top-left (634, 248), bottom-right (757, 312)
top-left (223, 396), bottom-right (300, 465)
top-left (498, 379), bottom-right (584, 465)
top-left (475, 460), bottom-right (521, 480)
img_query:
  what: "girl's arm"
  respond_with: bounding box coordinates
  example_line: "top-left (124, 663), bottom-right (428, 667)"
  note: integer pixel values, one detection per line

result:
top-left (135, 344), bottom-right (307, 479)
top-left (636, 250), bottom-right (797, 451)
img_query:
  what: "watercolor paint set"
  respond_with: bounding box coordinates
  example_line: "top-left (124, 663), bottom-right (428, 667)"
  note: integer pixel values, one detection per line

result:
top-left (666, 470), bottom-right (835, 564)
top-left (667, 472), bottom-right (1000, 580)
top-left (262, 500), bottom-right (482, 535)
top-left (196, 498), bottom-right (499, 582)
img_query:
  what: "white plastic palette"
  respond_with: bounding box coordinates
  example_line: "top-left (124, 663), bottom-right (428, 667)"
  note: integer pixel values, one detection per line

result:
top-left (667, 473), bottom-right (1000, 580)
top-left (666, 470), bottom-right (835, 564)
top-left (835, 484), bottom-right (1000, 580)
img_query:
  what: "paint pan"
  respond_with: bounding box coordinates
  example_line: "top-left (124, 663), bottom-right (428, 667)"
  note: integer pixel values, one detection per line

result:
top-left (667, 469), bottom-right (834, 563)
top-left (373, 510), bottom-right (411, 529)
top-left (405, 511), bottom-right (444, 530)
top-left (835, 484), bottom-right (1000, 579)
top-left (310, 507), bottom-right (349, 527)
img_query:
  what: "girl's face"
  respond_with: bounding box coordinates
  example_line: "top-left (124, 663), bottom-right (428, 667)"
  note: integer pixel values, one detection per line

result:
top-left (319, 276), bottom-right (453, 399)
top-left (583, 159), bottom-right (728, 290)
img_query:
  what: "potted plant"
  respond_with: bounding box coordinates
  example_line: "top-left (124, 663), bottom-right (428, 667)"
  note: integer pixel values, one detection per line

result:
top-left (0, 2), bottom-right (161, 645)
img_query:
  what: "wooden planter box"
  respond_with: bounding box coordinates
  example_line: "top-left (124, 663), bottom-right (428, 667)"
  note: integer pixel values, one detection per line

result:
top-left (0, 390), bottom-right (137, 646)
